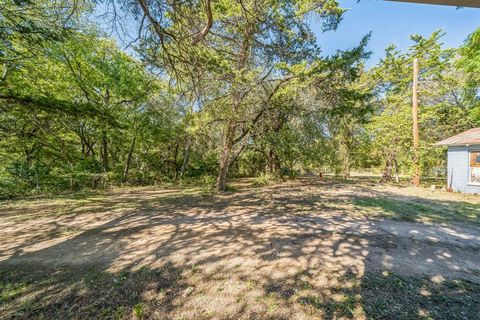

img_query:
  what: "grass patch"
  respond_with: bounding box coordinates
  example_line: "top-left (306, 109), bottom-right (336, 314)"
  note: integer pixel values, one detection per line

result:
top-left (361, 272), bottom-right (480, 320)
top-left (1, 265), bottom-right (479, 319)
top-left (354, 196), bottom-right (480, 226)
top-left (2, 178), bottom-right (480, 318)
top-left (0, 263), bottom-right (184, 320)
top-left (253, 173), bottom-right (276, 187)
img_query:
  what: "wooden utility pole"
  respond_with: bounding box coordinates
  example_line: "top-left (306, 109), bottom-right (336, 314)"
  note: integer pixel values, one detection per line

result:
top-left (412, 58), bottom-right (420, 187)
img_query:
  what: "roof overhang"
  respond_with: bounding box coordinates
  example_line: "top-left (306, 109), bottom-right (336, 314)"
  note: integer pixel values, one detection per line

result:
top-left (434, 128), bottom-right (480, 146)
top-left (387, 0), bottom-right (480, 8)
top-left (435, 143), bottom-right (468, 147)
top-left (435, 144), bottom-right (480, 147)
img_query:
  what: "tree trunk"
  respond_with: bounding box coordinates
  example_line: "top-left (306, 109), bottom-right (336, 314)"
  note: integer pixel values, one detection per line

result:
top-left (122, 136), bottom-right (136, 183)
top-left (381, 156), bottom-right (394, 182)
top-left (215, 23), bottom-right (254, 191)
top-left (179, 136), bottom-right (192, 178)
top-left (173, 142), bottom-right (179, 179)
top-left (339, 129), bottom-right (350, 179)
top-left (394, 158), bottom-right (400, 183)
top-left (216, 160), bottom-right (229, 191)
top-left (101, 130), bottom-right (109, 172)
top-left (268, 149), bottom-right (274, 173)
top-left (216, 121), bottom-right (235, 191)
top-left (341, 150), bottom-right (350, 179)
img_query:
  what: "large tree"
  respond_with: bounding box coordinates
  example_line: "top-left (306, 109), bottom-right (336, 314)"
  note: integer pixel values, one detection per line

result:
top-left (365, 31), bottom-right (474, 181)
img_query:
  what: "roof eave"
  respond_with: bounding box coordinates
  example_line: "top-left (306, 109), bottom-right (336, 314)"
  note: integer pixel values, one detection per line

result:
top-left (434, 143), bottom-right (480, 147)
top-left (387, 0), bottom-right (480, 8)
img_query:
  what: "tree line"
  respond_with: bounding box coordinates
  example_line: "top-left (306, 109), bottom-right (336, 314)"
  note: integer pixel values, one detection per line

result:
top-left (0, 0), bottom-right (479, 197)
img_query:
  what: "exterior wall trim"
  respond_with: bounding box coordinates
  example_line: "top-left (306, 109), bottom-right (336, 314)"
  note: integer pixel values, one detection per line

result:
top-left (447, 145), bottom-right (480, 194)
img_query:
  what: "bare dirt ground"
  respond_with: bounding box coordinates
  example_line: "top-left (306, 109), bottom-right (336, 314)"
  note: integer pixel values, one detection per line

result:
top-left (1, 177), bottom-right (480, 319)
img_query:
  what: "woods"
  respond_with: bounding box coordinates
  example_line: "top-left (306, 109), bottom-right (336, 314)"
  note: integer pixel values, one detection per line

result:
top-left (1, 0), bottom-right (479, 196)
top-left (3, 2), bottom-right (480, 319)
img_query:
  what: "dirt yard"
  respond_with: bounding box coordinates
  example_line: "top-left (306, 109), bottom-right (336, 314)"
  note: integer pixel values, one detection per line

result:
top-left (1, 177), bottom-right (480, 319)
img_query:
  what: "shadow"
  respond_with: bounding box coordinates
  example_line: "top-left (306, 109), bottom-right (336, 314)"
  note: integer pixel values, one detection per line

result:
top-left (1, 177), bottom-right (480, 319)
top-left (0, 262), bottom-right (184, 319)
top-left (353, 188), bottom-right (480, 226)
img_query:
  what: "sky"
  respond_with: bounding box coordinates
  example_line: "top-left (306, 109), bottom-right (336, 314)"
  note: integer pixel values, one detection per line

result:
top-left (313, 0), bottom-right (480, 67)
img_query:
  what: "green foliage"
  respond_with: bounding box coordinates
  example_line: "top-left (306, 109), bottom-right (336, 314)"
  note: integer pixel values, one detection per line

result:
top-left (458, 27), bottom-right (480, 74)
top-left (0, 0), bottom-right (81, 64)
top-left (458, 27), bottom-right (480, 124)
top-left (361, 30), bottom-right (476, 180)
top-left (0, 0), bottom-right (479, 196)
top-left (132, 303), bottom-right (145, 319)
top-left (199, 175), bottom-right (216, 194)
top-left (253, 172), bottom-right (276, 187)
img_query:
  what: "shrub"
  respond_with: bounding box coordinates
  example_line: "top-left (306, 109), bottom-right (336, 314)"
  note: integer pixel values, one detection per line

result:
top-left (200, 174), bottom-right (216, 194)
top-left (253, 172), bottom-right (275, 186)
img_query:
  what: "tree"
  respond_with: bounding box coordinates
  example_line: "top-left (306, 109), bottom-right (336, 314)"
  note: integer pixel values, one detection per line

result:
top-left (127, 0), bottom-right (345, 190)
top-left (0, 28), bottom-right (159, 194)
top-left (458, 27), bottom-right (480, 125)
top-left (365, 31), bottom-right (474, 181)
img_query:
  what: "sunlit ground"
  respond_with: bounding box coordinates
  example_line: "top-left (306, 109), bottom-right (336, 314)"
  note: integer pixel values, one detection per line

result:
top-left (1, 177), bottom-right (479, 319)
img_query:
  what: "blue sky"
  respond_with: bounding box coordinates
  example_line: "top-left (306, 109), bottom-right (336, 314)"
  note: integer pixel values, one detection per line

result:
top-left (313, 0), bottom-right (480, 67)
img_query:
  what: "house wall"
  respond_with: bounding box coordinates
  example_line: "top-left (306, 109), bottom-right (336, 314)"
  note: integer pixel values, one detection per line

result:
top-left (447, 145), bottom-right (480, 194)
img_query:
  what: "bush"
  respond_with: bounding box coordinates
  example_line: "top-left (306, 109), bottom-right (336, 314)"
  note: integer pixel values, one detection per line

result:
top-left (253, 172), bottom-right (275, 186)
top-left (200, 174), bottom-right (216, 194)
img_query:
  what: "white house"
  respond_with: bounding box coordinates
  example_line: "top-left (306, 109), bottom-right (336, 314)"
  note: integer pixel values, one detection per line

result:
top-left (435, 128), bottom-right (480, 194)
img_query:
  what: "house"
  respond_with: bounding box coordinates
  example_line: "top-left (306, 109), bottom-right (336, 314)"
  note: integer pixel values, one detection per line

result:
top-left (435, 128), bottom-right (480, 193)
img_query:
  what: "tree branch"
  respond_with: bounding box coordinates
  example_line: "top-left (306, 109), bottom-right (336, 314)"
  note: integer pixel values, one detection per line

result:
top-left (191, 0), bottom-right (213, 44)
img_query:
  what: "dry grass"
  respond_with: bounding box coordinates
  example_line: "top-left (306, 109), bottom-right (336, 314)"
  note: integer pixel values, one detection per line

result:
top-left (2, 263), bottom-right (479, 320)
top-left (1, 177), bottom-right (480, 319)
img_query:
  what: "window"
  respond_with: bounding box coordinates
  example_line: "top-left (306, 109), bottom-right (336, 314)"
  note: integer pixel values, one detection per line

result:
top-left (469, 151), bottom-right (480, 184)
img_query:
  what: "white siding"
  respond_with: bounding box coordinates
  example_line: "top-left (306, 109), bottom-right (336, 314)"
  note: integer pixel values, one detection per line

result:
top-left (448, 145), bottom-right (480, 194)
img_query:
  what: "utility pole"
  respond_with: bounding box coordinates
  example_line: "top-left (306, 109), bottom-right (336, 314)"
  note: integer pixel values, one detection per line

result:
top-left (412, 58), bottom-right (420, 187)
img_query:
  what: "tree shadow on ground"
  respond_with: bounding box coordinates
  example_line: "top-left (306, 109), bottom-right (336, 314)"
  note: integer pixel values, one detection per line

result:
top-left (353, 189), bottom-right (480, 226)
top-left (1, 177), bottom-right (480, 319)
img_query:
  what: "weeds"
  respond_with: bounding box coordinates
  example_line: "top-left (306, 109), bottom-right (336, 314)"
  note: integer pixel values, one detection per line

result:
top-left (253, 173), bottom-right (276, 187)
